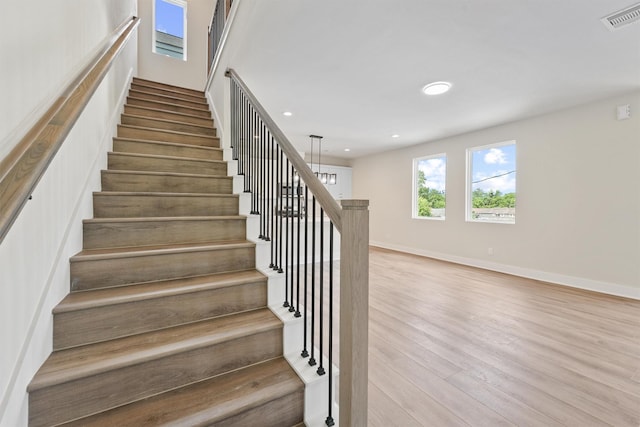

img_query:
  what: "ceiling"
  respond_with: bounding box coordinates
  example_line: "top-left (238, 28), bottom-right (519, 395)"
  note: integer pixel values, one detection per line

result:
top-left (227, 0), bottom-right (640, 159)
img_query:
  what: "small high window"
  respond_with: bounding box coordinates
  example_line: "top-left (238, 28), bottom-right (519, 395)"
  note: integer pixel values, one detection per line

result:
top-left (467, 141), bottom-right (516, 223)
top-left (153, 0), bottom-right (187, 60)
top-left (413, 154), bottom-right (446, 219)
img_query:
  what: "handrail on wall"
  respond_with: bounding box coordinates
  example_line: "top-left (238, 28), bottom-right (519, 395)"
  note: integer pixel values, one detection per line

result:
top-left (0, 16), bottom-right (140, 245)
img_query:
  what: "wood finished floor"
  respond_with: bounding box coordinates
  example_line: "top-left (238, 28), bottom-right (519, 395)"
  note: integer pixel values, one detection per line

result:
top-left (299, 246), bottom-right (640, 426)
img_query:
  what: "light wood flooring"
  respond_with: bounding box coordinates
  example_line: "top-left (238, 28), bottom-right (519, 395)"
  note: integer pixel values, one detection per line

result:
top-left (305, 247), bottom-right (640, 426)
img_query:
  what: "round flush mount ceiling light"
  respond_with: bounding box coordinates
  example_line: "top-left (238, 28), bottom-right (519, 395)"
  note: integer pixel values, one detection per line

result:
top-left (422, 81), bottom-right (452, 96)
top-left (391, 134), bottom-right (400, 138)
top-left (283, 111), bottom-right (293, 116)
top-left (344, 148), bottom-right (351, 152)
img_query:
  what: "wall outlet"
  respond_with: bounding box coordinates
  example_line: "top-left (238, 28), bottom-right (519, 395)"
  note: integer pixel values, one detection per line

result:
top-left (487, 247), bottom-right (494, 256)
top-left (617, 104), bottom-right (631, 120)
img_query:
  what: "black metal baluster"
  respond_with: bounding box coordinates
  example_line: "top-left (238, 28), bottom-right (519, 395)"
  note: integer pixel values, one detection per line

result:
top-left (246, 100), bottom-right (250, 192)
top-left (252, 111), bottom-right (259, 215)
top-left (230, 81), bottom-right (235, 160)
top-left (248, 110), bottom-right (255, 213)
top-left (309, 196), bottom-right (317, 367)
top-left (301, 184), bottom-right (309, 358)
top-left (295, 172), bottom-right (301, 318)
top-left (326, 222), bottom-right (335, 426)
top-left (317, 208), bottom-right (325, 376)
top-left (238, 91), bottom-right (243, 177)
top-left (257, 121), bottom-right (264, 238)
top-left (284, 158), bottom-right (290, 308)
top-left (289, 163), bottom-right (295, 313)
top-left (278, 149), bottom-right (284, 274)
top-left (240, 93), bottom-right (246, 187)
top-left (269, 136), bottom-right (275, 268)
top-left (259, 124), bottom-right (266, 239)
top-left (263, 129), bottom-right (271, 242)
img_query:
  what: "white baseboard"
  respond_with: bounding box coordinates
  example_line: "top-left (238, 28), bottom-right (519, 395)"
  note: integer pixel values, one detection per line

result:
top-left (370, 240), bottom-right (640, 301)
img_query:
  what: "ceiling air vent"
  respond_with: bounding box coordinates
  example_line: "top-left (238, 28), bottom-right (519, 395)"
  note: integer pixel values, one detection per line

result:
top-left (601, 3), bottom-right (640, 31)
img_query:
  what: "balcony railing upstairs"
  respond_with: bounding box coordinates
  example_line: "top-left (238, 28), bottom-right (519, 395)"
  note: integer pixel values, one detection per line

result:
top-left (207, 0), bottom-right (233, 73)
top-left (226, 68), bottom-right (369, 426)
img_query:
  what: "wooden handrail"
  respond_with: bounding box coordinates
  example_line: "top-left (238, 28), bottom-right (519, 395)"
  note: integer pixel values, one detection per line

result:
top-left (225, 68), bottom-right (343, 231)
top-left (0, 16), bottom-right (140, 244)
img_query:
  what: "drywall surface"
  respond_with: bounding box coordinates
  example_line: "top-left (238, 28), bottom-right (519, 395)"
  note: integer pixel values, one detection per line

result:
top-left (0, 1), bottom-right (137, 163)
top-left (137, 0), bottom-right (214, 90)
top-left (0, 2), bottom-right (137, 424)
top-left (353, 92), bottom-right (640, 298)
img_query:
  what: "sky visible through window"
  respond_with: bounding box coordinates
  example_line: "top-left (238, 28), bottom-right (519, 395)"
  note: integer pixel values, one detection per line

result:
top-left (471, 144), bottom-right (516, 194)
top-left (417, 157), bottom-right (446, 192)
top-left (155, 0), bottom-right (184, 38)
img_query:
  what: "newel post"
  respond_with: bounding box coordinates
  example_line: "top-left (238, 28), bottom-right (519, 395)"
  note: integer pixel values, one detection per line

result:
top-left (339, 199), bottom-right (369, 426)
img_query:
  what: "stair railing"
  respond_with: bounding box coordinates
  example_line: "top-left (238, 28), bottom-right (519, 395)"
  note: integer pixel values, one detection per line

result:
top-left (0, 17), bottom-right (140, 245)
top-left (226, 68), bottom-right (368, 426)
top-left (207, 0), bottom-right (232, 74)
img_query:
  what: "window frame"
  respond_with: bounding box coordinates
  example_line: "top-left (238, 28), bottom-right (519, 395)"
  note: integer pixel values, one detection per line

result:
top-left (412, 153), bottom-right (447, 221)
top-left (466, 140), bottom-right (517, 224)
top-left (152, 0), bottom-right (188, 61)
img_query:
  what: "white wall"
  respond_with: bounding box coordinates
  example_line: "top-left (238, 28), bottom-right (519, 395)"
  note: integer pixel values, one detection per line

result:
top-left (0, 2), bottom-right (138, 425)
top-left (137, 0), bottom-right (215, 90)
top-left (353, 92), bottom-right (640, 299)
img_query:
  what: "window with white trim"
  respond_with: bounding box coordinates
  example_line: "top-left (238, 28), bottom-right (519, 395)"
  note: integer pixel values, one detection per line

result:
top-left (467, 141), bottom-right (516, 223)
top-left (413, 154), bottom-right (446, 219)
top-left (153, 0), bottom-right (187, 60)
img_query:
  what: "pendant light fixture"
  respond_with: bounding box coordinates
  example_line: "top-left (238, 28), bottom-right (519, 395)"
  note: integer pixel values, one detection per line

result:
top-left (309, 134), bottom-right (336, 185)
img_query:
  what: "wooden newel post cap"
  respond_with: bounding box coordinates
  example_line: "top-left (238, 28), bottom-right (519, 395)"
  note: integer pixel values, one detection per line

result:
top-left (340, 199), bottom-right (369, 210)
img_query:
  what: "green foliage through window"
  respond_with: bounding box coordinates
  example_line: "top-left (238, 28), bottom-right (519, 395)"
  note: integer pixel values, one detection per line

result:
top-left (468, 142), bottom-right (516, 223)
top-left (414, 155), bottom-right (446, 218)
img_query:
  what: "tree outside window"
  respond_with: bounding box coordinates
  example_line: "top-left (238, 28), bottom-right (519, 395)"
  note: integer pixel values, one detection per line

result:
top-left (467, 141), bottom-right (516, 223)
top-left (414, 154), bottom-right (446, 219)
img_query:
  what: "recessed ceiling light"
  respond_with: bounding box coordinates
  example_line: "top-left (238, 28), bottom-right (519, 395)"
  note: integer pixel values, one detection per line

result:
top-left (422, 81), bottom-right (452, 96)
top-left (391, 134), bottom-right (400, 138)
top-left (283, 111), bottom-right (293, 117)
top-left (344, 148), bottom-right (351, 152)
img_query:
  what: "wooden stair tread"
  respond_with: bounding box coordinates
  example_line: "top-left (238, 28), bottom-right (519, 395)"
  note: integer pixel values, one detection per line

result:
top-left (83, 215), bottom-right (245, 224)
top-left (60, 358), bottom-right (303, 427)
top-left (94, 191), bottom-right (238, 197)
top-left (118, 124), bottom-right (218, 140)
top-left (132, 77), bottom-right (205, 97)
top-left (109, 150), bottom-right (225, 164)
top-left (55, 270), bottom-right (266, 312)
top-left (71, 240), bottom-right (253, 260)
top-left (124, 104), bottom-right (213, 125)
top-left (101, 169), bottom-right (232, 179)
top-left (127, 96), bottom-right (211, 117)
top-left (113, 137), bottom-right (222, 153)
top-left (129, 88), bottom-right (208, 104)
top-left (128, 90), bottom-right (208, 110)
top-left (28, 308), bottom-right (280, 391)
top-left (121, 113), bottom-right (215, 133)
top-left (129, 84), bottom-right (207, 103)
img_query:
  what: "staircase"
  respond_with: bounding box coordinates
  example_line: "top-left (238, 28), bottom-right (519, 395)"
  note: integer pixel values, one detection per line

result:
top-left (27, 78), bottom-right (304, 427)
